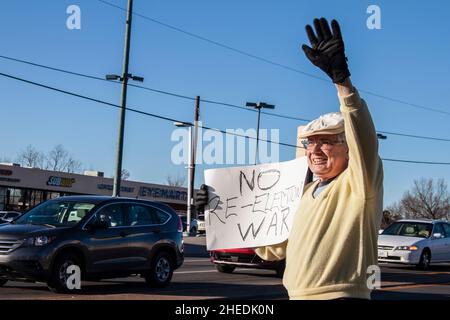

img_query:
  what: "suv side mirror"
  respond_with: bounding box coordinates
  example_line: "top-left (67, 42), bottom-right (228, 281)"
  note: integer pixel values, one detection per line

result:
top-left (432, 233), bottom-right (442, 239)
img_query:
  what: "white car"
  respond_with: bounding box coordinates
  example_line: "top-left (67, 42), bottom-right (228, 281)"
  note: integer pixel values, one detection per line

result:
top-left (197, 214), bottom-right (206, 235)
top-left (378, 219), bottom-right (450, 269)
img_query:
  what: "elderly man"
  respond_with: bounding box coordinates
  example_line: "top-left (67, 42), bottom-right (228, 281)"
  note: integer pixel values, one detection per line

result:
top-left (196, 18), bottom-right (383, 300)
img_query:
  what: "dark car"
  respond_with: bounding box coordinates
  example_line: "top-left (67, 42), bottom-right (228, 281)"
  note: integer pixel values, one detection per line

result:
top-left (179, 215), bottom-right (198, 235)
top-left (0, 196), bottom-right (184, 293)
top-left (211, 248), bottom-right (285, 277)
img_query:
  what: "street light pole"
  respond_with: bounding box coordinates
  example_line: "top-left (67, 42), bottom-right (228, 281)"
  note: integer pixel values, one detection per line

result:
top-left (174, 121), bottom-right (194, 236)
top-left (246, 102), bottom-right (275, 165)
top-left (186, 125), bottom-right (193, 235)
top-left (190, 96), bottom-right (200, 220)
top-left (255, 107), bottom-right (262, 165)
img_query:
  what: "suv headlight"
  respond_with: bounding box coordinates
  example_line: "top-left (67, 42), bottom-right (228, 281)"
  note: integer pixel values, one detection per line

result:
top-left (395, 245), bottom-right (418, 251)
top-left (25, 235), bottom-right (56, 247)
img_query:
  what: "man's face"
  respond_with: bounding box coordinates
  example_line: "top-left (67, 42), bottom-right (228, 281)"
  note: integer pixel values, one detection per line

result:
top-left (305, 134), bottom-right (349, 181)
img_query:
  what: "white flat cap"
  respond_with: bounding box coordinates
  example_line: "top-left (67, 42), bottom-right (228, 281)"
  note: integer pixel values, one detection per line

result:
top-left (300, 112), bottom-right (344, 138)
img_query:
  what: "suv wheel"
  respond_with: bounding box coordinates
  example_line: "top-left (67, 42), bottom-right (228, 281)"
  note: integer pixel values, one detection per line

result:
top-left (216, 264), bottom-right (235, 273)
top-left (416, 250), bottom-right (431, 270)
top-left (0, 279), bottom-right (8, 287)
top-left (47, 253), bottom-right (82, 293)
top-left (145, 252), bottom-right (174, 287)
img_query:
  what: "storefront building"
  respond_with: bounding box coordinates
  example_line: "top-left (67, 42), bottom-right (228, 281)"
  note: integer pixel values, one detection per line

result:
top-left (0, 163), bottom-right (189, 213)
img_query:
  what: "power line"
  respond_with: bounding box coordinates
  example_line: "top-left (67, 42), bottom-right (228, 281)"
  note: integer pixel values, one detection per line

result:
top-left (0, 71), bottom-right (284, 147)
top-left (1, 71), bottom-right (449, 166)
top-left (1, 54), bottom-right (449, 143)
top-left (96, 0), bottom-right (326, 82)
top-left (381, 158), bottom-right (450, 165)
top-left (0, 54), bottom-right (108, 83)
top-left (0, 54), bottom-right (299, 119)
top-left (377, 131), bottom-right (450, 143)
top-left (96, 0), bottom-right (450, 117)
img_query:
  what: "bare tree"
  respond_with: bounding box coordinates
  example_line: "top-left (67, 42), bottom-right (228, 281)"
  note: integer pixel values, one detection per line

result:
top-left (121, 169), bottom-right (130, 180)
top-left (15, 145), bottom-right (44, 168)
top-left (390, 178), bottom-right (450, 220)
top-left (65, 157), bottom-right (82, 174)
top-left (167, 173), bottom-right (186, 187)
top-left (45, 144), bottom-right (82, 173)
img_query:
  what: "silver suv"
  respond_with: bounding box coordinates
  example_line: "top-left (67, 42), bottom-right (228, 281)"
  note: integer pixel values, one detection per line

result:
top-left (0, 196), bottom-right (184, 293)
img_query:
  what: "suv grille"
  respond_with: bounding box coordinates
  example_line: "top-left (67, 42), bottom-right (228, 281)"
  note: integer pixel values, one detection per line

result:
top-left (0, 239), bottom-right (23, 254)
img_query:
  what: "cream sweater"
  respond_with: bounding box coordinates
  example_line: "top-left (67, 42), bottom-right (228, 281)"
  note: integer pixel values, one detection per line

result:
top-left (255, 89), bottom-right (383, 300)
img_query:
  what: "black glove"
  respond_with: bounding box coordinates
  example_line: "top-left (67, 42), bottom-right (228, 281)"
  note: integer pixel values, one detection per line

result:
top-left (195, 184), bottom-right (209, 212)
top-left (301, 18), bottom-right (350, 84)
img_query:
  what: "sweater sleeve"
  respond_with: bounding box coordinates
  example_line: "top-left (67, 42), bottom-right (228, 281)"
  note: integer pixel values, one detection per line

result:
top-left (254, 240), bottom-right (288, 261)
top-left (339, 89), bottom-right (382, 198)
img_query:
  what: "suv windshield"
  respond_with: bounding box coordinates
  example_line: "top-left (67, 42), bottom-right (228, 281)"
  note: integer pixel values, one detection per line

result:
top-left (382, 222), bottom-right (433, 238)
top-left (14, 200), bottom-right (96, 227)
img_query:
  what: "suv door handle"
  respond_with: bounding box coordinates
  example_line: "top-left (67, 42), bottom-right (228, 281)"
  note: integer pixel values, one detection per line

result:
top-left (153, 228), bottom-right (161, 234)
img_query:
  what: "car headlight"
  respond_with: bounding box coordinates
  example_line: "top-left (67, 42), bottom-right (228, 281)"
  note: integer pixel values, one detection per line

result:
top-left (395, 245), bottom-right (418, 251)
top-left (25, 235), bottom-right (56, 247)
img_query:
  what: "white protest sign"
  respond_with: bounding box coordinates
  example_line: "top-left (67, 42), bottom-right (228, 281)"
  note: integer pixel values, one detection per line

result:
top-left (204, 156), bottom-right (309, 250)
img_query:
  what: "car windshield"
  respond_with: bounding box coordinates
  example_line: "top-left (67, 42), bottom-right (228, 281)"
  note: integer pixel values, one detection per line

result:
top-left (14, 200), bottom-right (96, 227)
top-left (382, 222), bottom-right (433, 238)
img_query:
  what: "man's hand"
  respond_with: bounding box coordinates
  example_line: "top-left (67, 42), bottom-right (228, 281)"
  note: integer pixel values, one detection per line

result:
top-left (195, 184), bottom-right (209, 213)
top-left (302, 18), bottom-right (350, 84)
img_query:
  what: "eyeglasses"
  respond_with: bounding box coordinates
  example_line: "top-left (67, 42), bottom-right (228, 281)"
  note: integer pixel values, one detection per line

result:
top-left (301, 138), bottom-right (346, 150)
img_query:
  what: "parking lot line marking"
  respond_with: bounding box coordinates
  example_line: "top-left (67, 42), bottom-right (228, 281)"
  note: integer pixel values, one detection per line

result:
top-left (174, 270), bottom-right (218, 274)
top-left (423, 272), bottom-right (450, 275)
top-left (183, 259), bottom-right (211, 262)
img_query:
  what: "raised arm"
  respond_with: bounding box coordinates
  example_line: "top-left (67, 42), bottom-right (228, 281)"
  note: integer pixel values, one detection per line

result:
top-left (302, 18), bottom-right (382, 197)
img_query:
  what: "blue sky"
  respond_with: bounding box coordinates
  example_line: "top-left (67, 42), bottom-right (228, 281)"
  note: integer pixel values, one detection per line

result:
top-left (0, 0), bottom-right (449, 207)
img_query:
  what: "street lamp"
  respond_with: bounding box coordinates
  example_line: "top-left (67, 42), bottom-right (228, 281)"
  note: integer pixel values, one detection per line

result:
top-left (106, 72), bottom-right (144, 198)
top-left (246, 102), bottom-right (275, 165)
top-left (377, 133), bottom-right (387, 140)
top-left (106, 74), bottom-right (121, 81)
top-left (174, 121), bottom-right (194, 236)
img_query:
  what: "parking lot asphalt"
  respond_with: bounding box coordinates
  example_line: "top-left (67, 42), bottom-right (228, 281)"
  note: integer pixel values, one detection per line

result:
top-left (0, 235), bottom-right (449, 300)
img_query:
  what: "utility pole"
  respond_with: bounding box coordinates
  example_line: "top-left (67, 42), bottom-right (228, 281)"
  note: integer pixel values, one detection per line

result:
top-left (106, 0), bottom-right (144, 197)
